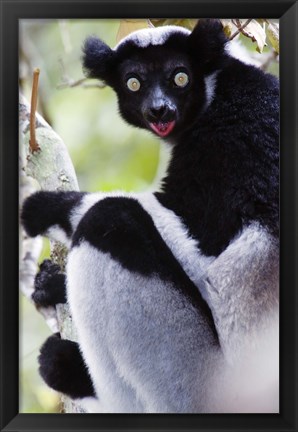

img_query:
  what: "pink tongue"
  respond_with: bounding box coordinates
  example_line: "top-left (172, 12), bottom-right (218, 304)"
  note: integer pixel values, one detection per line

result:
top-left (150, 121), bottom-right (175, 137)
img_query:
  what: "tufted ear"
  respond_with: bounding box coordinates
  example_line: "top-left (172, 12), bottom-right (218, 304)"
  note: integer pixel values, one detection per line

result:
top-left (82, 36), bottom-right (116, 83)
top-left (188, 19), bottom-right (228, 68)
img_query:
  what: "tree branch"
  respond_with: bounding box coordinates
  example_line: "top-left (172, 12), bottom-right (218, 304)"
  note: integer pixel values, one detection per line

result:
top-left (29, 68), bottom-right (41, 152)
top-left (230, 19), bottom-right (253, 40)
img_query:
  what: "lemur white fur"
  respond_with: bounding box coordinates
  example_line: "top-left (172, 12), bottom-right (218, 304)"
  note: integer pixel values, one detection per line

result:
top-left (225, 40), bottom-right (263, 67)
top-left (114, 24), bottom-right (257, 67)
top-left (67, 242), bottom-right (220, 413)
top-left (114, 25), bottom-right (191, 50)
top-left (46, 225), bottom-right (71, 248)
top-left (203, 223), bottom-right (279, 361)
top-left (204, 71), bottom-right (219, 109)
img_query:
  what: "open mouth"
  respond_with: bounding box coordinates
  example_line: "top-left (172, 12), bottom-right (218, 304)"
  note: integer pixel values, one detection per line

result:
top-left (149, 121), bottom-right (176, 137)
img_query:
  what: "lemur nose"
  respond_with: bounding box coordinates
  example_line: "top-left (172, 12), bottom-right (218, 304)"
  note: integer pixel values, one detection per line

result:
top-left (149, 105), bottom-right (168, 120)
top-left (145, 105), bottom-right (175, 122)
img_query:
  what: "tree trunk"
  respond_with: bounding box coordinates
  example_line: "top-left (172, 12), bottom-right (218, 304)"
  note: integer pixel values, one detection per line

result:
top-left (19, 94), bottom-right (85, 413)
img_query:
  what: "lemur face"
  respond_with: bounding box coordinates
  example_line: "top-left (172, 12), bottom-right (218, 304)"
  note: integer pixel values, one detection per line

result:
top-left (82, 21), bottom-right (228, 141)
top-left (115, 47), bottom-right (205, 138)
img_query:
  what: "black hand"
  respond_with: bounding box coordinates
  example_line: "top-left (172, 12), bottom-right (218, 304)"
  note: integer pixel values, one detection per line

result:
top-left (32, 260), bottom-right (67, 307)
top-left (39, 333), bottom-right (95, 399)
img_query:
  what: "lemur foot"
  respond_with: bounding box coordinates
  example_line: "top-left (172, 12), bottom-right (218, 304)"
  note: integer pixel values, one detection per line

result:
top-left (39, 333), bottom-right (95, 399)
top-left (32, 260), bottom-right (67, 308)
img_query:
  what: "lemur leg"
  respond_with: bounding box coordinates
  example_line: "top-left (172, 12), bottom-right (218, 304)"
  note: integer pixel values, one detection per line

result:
top-left (22, 194), bottom-right (98, 402)
top-left (39, 333), bottom-right (96, 399)
top-left (67, 197), bottom-right (221, 413)
top-left (198, 224), bottom-right (279, 412)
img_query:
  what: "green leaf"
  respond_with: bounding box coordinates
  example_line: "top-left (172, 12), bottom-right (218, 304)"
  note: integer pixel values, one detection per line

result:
top-left (220, 19), bottom-right (233, 38)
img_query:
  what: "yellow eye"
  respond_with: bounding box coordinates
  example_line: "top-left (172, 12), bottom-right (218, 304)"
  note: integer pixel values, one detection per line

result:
top-left (127, 77), bottom-right (141, 92)
top-left (174, 72), bottom-right (189, 87)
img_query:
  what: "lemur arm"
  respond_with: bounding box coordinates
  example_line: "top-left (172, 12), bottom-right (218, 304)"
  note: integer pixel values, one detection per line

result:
top-left (20, 191), bottom-right (86, 245)
top-left (201, 224), bottom-right (279, 363)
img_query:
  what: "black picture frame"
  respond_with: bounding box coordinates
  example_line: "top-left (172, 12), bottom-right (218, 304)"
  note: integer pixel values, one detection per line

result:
top-left (1, 0), bottom-right (297, 431)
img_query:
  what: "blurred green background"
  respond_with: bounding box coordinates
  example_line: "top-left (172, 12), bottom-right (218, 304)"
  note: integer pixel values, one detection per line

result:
top-left (19, 19), bottom-right (279, 413)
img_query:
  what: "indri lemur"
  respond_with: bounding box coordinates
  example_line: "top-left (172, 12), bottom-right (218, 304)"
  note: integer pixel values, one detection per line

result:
top-left (21, 19), bottom-right (279, 413)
